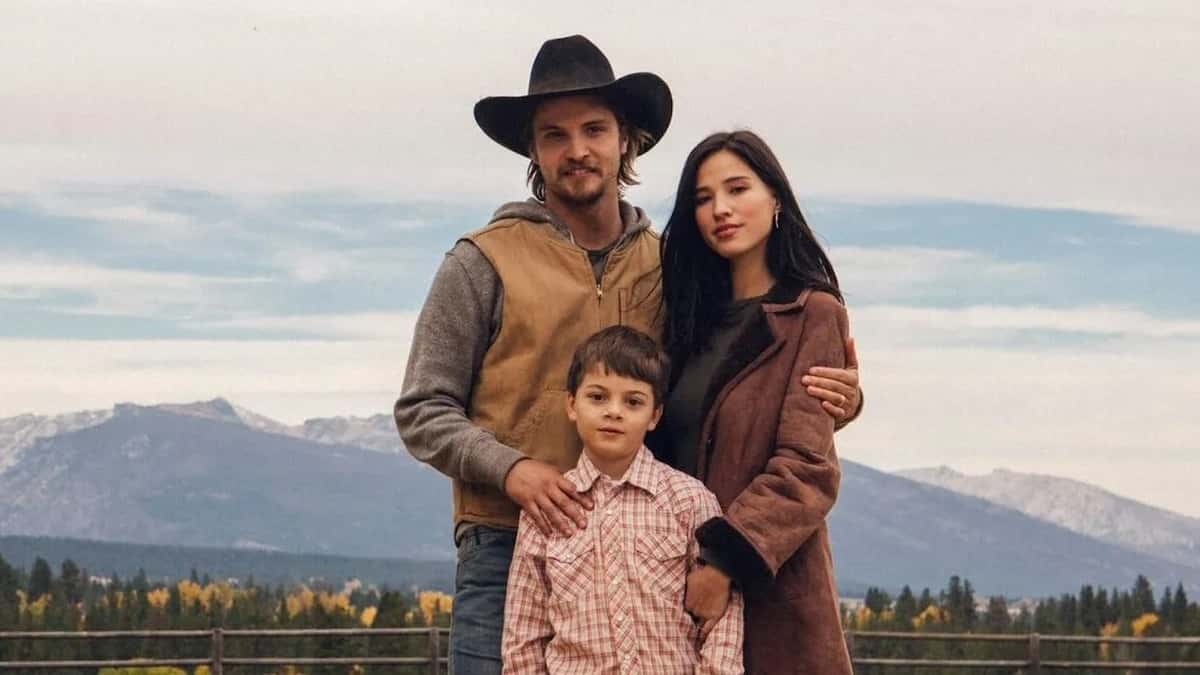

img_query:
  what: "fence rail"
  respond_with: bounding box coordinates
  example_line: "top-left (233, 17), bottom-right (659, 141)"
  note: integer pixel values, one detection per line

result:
top-left (847, 630), bottom-right (1200, 671)
top-left (0, 627), bottom-right (449, 673)
top-left (2, 628), bottom-right (1199, 672)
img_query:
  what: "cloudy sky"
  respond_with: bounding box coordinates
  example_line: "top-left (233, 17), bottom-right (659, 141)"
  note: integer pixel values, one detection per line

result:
top-left (3, 2), bottom-right (1198, 516)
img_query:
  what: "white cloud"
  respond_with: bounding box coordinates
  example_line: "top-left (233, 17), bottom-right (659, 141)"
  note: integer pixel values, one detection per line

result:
top-left (836, 337), bottom-right (1200, 517)
top-left (853, 303), bottom-right (1200, 341)
top-left (0, 254), bottom-right (269, 316)
top-left (29, 192), bottom-right (198, 242)
top-left (834, 299), bottom-right (1200, 515)
top-left (268, 247), bottom-right (423, 283)
top-left (2, 2), bottom-right (1197, 230)
top-left (832, 246), bottom-right (1039, 301)
top-left (197, 311), bottom-right (419, 339)
top-left (0, 338), bottom-right (411, 425)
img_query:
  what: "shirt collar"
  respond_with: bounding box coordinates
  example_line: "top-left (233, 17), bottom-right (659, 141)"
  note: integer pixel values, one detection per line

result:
top-left (570, 446), bottom-right (662, 497)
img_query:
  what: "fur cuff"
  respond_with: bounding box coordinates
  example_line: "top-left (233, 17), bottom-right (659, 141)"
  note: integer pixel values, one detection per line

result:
top-left (695, 517), bottom-right (771, 589)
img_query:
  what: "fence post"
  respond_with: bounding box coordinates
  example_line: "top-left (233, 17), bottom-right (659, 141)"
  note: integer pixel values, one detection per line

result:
top-left (427, 627), bottom-right (441, 675)
top-left (1027, 633), bottom-right (1040, 675)
top-left (845, 631), bottom-right (855, 663)
top-left (209, 628), bottom-right (224, 675)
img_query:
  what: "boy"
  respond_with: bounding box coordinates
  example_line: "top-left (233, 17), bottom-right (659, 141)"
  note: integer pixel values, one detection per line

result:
top-left (501, 326), bottom-right (744, 674)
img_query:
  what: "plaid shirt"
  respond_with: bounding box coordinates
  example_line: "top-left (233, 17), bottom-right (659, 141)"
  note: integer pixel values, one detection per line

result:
top-left (502, 447), bottom-right (744, 675)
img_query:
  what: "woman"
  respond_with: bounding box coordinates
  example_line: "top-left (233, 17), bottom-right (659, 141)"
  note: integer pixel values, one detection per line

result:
top-left (657, 130), bottom-right (854, 673)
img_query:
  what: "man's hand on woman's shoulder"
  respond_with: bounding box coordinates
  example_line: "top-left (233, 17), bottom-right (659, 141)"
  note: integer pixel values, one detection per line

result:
top-left (802, 336), bottom-right (862, 423)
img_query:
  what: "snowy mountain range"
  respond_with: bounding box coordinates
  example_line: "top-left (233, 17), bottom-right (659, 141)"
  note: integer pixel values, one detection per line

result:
top-left (1, 398), bottom-right (1198, 596)
top-left (898, 466), bottom-right (1200, 568)
top-left (0, 400), bottom-right (447, 558)
top-left (0, 398), bottom-right (401, 471)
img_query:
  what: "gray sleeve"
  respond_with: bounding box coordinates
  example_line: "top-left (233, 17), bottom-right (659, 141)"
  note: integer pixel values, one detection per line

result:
top-left (393, 240), bottom-right (525, 489)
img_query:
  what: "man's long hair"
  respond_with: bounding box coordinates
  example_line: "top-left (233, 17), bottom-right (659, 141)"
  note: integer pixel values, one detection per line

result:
top-left (525, 96), bottom-right (652, 201)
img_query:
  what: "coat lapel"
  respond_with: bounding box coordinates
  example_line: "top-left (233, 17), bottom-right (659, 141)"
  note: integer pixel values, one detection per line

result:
top-left (694, 310), bottom-right (779, 480)
top-left (694, 285), bottom-right (812, 480)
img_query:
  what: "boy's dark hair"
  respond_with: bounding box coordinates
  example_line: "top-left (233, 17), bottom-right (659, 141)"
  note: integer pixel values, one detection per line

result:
top-left (566, 326), bottom-right (670, 405)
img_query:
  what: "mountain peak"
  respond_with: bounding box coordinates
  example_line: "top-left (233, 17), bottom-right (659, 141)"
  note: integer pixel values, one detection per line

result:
top-left (113, 398), bottom-right (244, 426)
top-left (897, 464), bottom-right (1200, 568)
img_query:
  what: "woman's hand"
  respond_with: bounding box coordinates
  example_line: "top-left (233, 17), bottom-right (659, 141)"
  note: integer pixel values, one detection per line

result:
top-left (803, 336), bottom-right (861, 421)
top-left (685, 564), bottom-right (732, 639)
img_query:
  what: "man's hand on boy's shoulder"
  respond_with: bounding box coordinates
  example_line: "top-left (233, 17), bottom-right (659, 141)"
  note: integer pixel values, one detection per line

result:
top-left (504, 458), bottom-right (593, 537)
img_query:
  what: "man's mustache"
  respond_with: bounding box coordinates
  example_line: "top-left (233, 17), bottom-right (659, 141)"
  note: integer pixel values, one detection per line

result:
top-left (559, 162), bottom-right (600, 176)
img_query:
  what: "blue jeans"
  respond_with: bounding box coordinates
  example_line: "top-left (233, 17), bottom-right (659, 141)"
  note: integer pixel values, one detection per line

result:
top-left (450, 524), bottom-right (516, 675)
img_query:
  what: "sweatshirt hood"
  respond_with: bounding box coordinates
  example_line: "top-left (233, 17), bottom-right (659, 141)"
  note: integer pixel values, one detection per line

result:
top-left (489, 198), bottom-right (653, 246)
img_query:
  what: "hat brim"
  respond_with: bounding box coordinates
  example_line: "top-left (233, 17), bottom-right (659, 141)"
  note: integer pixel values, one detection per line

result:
top-left (473, 72), bottom-right (673, 158)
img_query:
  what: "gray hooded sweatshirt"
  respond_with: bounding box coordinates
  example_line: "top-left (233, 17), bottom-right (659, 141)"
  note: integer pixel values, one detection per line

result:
top-left (393, 199), bottom-right (655, 496)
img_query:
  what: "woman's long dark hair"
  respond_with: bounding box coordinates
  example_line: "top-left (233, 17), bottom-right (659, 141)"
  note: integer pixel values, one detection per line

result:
top-left (661, 130), bottom-right (841, 366)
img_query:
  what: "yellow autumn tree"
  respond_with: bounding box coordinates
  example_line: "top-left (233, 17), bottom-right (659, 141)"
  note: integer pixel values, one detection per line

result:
top-left (417, 591), bottom-right (454, 625)
top-left (26, 595), bottom-right (50, 622)
top-left (1131, 612), bottom-right (1159, 636)
top-left (286, 586), bottom-right (316, 619)
top-left (177, 580), bottom-right (203, 609)
top-left (912, 604), bottom-right (948, 629)
top-left (146, 588), bottom-right (170, 609)
top-left (359, 606), bottom-right (378, 627)
top-left (1098, 622), bottom-right (1120, 659)
top-left (202, 582), bottom-right (235, 612)
top-left (852, 606), bottom-right (874, 629)
top-left (316, 591), bottom-right (352, 616)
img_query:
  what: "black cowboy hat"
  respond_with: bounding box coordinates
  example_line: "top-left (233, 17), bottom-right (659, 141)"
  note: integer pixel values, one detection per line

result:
top-left (474, 35), bottom-right (673, 157)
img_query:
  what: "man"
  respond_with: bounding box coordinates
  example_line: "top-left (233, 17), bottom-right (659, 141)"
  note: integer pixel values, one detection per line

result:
top-left (395, 35), bottom-right (861, 674)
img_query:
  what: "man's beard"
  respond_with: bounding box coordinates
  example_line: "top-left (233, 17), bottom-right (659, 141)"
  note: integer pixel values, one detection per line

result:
top-left (549, 181), bottom-right (606, 207)
top-left (547, 165), bottom-right (608, 207)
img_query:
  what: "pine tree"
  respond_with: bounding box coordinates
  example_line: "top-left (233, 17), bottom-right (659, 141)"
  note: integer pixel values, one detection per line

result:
top-left (1079, 585), bottom-right (1100, 633)
top-left (944, 576), bottom-right (963, 621)
top-left (60, 559), bottom-right (83, 605)
top-left (917, 588), bottom-right (934, 613)
top-left (167, 584), bottom-right (183, 620)
top-left (1034, 597), bottom-right (1058, 633)
top-left (1159, 586), bottom-right (1174, 622)
top-left (1096, 586), bottom-right (1113, 624)
top-left (893, 586), bottom-right (917, 630)
top-left (0, 554), bottom-right (19, 631)
top-left (1133, 575), bottom-right (1155, 615)
top-left (1171, 584), bottom-right (1188, 632)
top-left (1057, 593), bottom-right (1078, 634)
top-left (960, 579), bottom-right (978, 631)
top-left (28, 557), bottom-right (53, 599)
top-left (865, 587), bottom-right (891, 614)
top-left (132, 568), bottom-right (150, 593)
top-left (984, 596), bottom-right (1010, 632)
top-left (0, 554), bottom-right (18, 603)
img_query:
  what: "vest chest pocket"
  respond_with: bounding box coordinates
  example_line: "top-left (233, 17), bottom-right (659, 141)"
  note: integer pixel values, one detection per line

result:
top-left (545, 531), bottom-right (596, 605)
top-left (634, 529), bottom-right (689, 598)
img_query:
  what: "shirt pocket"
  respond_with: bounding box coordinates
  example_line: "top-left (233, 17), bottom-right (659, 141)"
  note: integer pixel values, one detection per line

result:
top-left (545, 531), bottom-right (595, 605)
top-left (634, 529), bottom-right (690, 599)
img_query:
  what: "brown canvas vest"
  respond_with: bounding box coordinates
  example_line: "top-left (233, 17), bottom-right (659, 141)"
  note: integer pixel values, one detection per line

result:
top-left (457, 217), bottom-right (662, 528)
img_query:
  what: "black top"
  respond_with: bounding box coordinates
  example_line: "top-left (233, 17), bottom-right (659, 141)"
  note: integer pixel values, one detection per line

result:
top-left (661, 294), bottom-right (764, 478)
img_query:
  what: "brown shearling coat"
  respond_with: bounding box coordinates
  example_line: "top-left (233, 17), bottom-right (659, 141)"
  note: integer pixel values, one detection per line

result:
top-left (691, 285), bottom-right (853, 674)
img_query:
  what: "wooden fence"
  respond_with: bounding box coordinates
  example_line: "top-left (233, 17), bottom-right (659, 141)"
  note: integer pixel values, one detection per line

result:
top-left (2, 628), bottom-right (1199, 672)
top-left (0, 627), bottom-right (448, 673)
top-left (848, 630), bottom-right (1200, 671)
